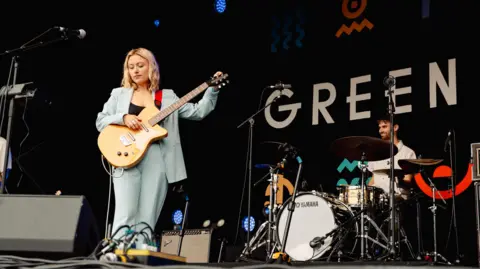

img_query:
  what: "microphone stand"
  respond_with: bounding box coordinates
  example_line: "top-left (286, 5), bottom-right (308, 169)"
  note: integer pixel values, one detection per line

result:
top-left (0, 27), bottom-right (68, 194)
top-left (447, 130), bottom-right (462, 263)
top-left (385, 76), bottom-right (397, 259)
top-left (1, 56), bottom-right (18, 193)
top-left (176, 194), bottom-right (189, 257)
top-left (236, 88), bottom-right (285, 257)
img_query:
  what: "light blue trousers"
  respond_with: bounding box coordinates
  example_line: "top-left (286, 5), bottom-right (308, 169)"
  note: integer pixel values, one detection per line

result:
top-left (111, 143), bottom-right (168, 246)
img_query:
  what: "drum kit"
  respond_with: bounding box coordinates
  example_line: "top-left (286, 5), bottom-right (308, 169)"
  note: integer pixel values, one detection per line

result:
top-left (238, 136), bottom-right (451, 264)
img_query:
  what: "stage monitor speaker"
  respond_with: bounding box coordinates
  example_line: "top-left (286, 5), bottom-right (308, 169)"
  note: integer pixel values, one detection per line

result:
top-left (160, 228), bottom-right (218, 263)
top-left (0, 194), bottom-right (100, 259)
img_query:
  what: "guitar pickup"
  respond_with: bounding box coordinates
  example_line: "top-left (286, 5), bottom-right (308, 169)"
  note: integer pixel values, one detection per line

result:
top-left (120, 134), bottom-right (133, 146)
top-left (140, 123), bottom-right (149, 132)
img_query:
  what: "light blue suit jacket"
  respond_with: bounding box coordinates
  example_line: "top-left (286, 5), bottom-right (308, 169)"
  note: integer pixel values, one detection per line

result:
top-left (95, 86), bottom-right (219, 184)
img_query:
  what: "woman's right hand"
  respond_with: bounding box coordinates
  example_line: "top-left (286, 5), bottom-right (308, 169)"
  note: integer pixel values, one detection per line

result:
top-left (123, 114), bottom-right (142, 130)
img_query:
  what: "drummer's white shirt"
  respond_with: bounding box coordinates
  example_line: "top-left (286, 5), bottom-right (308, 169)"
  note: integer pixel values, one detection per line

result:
top-left (366, 140), bottom-right (416, 198)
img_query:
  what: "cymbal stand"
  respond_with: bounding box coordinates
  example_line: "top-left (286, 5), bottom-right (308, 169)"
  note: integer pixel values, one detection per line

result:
top-left (420, 168), bottom-right (451, 264)
top-left (239, 165), bottom-right (280, 260)
top-left (271, 147), bottom-right (303, 264)
top-left (266, 168), bottom-right (279, 256)
top-left (358, 152), bottom-right (390, 259)
top-left (376, 202), bottom-right (415, 260)
top-left (446, 129), bottom-right (462, 263)
top-left (413, 190), bottom-right (425, 260)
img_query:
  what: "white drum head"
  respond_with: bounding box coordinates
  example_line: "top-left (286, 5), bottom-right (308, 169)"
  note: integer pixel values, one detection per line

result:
top-left (276, 192), bottom-right (336, 261)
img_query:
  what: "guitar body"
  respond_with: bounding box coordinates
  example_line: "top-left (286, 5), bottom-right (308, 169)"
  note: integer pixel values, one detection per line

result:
top-left (97, 73), bottom-right (229, 168)
top-left (98, 105), bottom-right (168, 169)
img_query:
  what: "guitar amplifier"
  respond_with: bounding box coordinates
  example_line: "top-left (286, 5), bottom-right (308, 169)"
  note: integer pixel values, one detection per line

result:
top-left (160, 228), bottom-right (215, 263)
top-left (471, 143), bottom-right (480, 181)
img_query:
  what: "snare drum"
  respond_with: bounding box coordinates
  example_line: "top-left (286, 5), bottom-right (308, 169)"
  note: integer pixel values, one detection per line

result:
top-left (337, 185), bottom-right (384, 208)
top-left (275, 191), bottom-right (358, 261)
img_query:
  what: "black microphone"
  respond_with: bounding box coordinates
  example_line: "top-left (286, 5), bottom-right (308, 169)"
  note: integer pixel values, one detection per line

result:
top-left (55, 26), bottom-right (86, 39)
top-left (268, 82), bottom-right (292, 89)
top-left (254, 164), bottom-right (273, 169)
top-left (444, 130), bottom-right (452, 152)
top-left (383, 75), bottom-right (396, 88)
top-left (309, 236), bottom-right (325, 248)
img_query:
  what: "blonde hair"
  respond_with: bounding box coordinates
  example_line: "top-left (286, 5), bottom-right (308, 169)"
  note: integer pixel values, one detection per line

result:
top-left (121, 48), bottom-right (160, 92)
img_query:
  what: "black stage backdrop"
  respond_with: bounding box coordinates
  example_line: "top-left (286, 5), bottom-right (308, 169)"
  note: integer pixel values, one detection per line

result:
top-left (0, 0), bottom-right (478, 265)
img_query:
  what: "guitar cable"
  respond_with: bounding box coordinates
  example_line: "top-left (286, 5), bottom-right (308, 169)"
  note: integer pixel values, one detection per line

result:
top-left (101, 155), bottom-right (124, 239)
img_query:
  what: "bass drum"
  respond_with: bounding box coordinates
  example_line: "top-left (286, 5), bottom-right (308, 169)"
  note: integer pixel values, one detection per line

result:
top-left (275, 191), bottom-right (358, 261)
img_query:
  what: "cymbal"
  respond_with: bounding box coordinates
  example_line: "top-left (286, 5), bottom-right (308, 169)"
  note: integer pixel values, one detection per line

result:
top-left (373, 168), bottom-right (405, 177)
top-left (330, 136), bottom-right (398, 162)
top-left (372, 168), bottom-right (411, 189)
top-left (398, 159), bottom-right (443, 174)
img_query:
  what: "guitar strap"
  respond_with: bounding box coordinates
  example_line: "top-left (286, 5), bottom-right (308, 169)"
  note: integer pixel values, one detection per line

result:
top-left (154, 89), bottom-right (163, 110)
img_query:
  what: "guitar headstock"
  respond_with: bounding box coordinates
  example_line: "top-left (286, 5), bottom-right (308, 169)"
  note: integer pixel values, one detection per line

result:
top-left (207, 73), bottom-right (229, 89)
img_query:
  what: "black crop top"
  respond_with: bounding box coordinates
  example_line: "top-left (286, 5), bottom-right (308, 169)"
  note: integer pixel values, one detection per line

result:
top-left (129, 103), bottom-right (144, 116)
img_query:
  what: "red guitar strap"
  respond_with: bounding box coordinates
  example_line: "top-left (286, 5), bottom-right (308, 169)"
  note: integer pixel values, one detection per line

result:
top-left (154, 89), bottom-right (163, 109)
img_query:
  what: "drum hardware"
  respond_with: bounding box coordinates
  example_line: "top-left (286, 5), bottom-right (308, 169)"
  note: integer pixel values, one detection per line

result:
top-left (374, 202), bottom-right (415, 261)
top-left (359, 157), bottom-right (392, 260)
top-left (398, 223), bottom-right (415, 260)
top-left (382, 189), bottom-right (425, 261)
top-left (238, 220), bottom-right (268, 258)
top-left (275, 190), bottom-right (359, 262)
top-left (413, 190), bottom-right (426, 261)
top-left (385, 74), bottom-right (398, 260)
top-left (445, 129), bottom-right (462, 264)
top-left (239, 164), bottom-right (282, 260)
top-left (312, 207), bottom-right (366, 262)
top-left (326, 227), bottom-right (353, 262)
top-left (398, 158), bottom-right (451, 265)
top-left (271, 144), bottom-right (303, 264)
top-left (309, 207), bottom-right (364, 248)
top-left (330, 136), bottom-right (398, 260)
top-left (422, 169), bottom-right (450, 265)
top-left (264, 164), bottom-right (284, 256)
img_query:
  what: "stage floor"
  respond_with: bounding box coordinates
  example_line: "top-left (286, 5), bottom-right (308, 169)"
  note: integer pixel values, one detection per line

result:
top-left (206, 260), bottom-right (464, 267)
top-left (0, 255), bottom-right (475, 269)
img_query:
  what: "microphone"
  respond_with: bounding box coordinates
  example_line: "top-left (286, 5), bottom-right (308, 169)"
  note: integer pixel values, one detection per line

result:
top-left (254, 164), bottom-right (273, 169)
top-left (268, 82), bottom-right (292, 89)
top-left (55, 26), bottom-right (86, 39)
top-left (444, 130), bottom-right (451, 152)
top-left (383, 75), bottom-right (396, 88)
top-left (309, 236), bottom-right (325, 248)
top-left (255, 163), bottom-right (285, 169)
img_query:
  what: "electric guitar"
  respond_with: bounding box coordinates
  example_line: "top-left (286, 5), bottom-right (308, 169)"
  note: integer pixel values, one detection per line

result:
top-left (97, 74), bottom-right (229, 168)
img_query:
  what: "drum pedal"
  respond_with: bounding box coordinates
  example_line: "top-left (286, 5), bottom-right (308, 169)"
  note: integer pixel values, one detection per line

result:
top-left (269, 252), bottom-right (291, 264)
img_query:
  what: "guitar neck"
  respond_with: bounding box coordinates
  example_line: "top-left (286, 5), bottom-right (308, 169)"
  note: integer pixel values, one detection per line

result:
top-left (148, 82), bottom-right (209, 126)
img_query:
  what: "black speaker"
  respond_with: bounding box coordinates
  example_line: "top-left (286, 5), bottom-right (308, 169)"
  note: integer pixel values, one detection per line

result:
top-left (0, 194), bottom-right (100, 259)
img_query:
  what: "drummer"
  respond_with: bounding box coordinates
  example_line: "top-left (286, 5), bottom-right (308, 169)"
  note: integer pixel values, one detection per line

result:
top-left (367, 114), bottom-right (417, 200)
